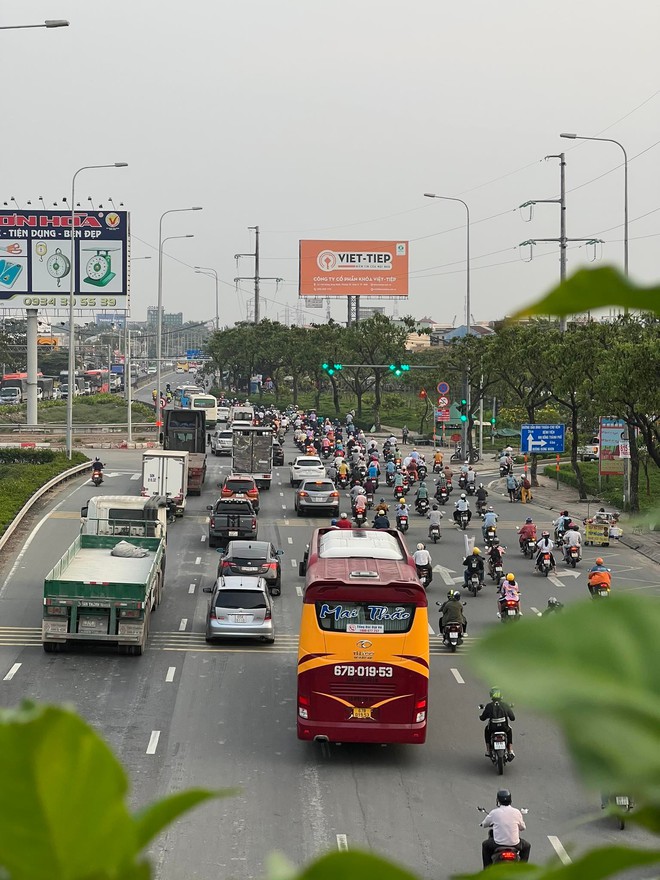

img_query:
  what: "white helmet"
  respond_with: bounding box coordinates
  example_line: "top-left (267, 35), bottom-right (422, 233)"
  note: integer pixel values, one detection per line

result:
top-left (416, 542), bottom-right (424, 550)
top-left (461, 493), bottom-right (466, 499)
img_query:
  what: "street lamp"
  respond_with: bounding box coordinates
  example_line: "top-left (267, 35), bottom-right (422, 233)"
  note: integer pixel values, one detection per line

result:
top-left (194, 266), bottom-right (219, 330)
top-left (156, 216), bottom-right (199, 430)
top-left (560, 133), bottom-right (629, 276)
top-left (66, 162), bottom-right (127, 460)
top-left (0, 20), bottom-right (69, 29)
top-left (424, 192), bottom-right (472, 454)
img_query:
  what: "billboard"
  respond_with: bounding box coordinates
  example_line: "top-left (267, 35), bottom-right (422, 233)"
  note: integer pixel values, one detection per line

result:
top-left (599, 418), bottom-right (627, 476)
top-left (299, 239), bottom-right (408, 297)
top-left (0, 210), bottom-right (129, 311)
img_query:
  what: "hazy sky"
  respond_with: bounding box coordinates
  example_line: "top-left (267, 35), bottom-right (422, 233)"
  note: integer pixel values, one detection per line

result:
top-left (4, 1), bottom-right (659, 327)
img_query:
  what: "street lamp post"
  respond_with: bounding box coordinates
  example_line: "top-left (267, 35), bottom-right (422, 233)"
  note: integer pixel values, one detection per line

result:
top-left (194, 267), bottom-right (219, 330)
top-left (559, 133), bottom-right (629, 277)
top-left (424, 192), bottom-right (472, 454)
top-left (0, 20), bottom-right (69, 30)
top-left (156, 211), bottom-right (201, 432)
top-left (66, 162), bottom-right (127, 460)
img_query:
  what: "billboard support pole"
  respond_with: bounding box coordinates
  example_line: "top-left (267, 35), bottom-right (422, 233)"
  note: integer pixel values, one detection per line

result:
top-left (26, 309), bottom-right (38, 426)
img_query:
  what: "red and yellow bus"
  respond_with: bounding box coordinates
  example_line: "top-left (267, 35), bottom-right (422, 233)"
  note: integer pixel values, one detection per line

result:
top-left (297, 527), bottom-right (429, 744)
top-left (83, 369), bottom-right (110, 393)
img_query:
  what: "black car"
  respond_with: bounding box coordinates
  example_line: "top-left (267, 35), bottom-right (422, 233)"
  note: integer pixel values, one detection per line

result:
top-left (217, 540), bottom-right (283, 595)
top-left (272, 440), bottom-right (284, 467)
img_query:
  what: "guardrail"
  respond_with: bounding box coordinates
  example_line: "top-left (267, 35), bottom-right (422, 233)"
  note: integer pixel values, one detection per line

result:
top-left (0, 460), bottom-right (92, 553)
top-left (0, 423), bottom-right (158, 435)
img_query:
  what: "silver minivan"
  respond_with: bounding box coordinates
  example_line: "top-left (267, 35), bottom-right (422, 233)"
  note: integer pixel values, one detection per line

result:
top-left (203, 576), bottom-right (275, 643)
top-left (211, 427), bottom-right (233, 456)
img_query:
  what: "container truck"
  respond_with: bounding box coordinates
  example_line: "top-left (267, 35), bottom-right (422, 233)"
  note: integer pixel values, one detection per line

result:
top-left (161, 408), bottom-right (207, 495)
top-left (81, 495), bottom-right (169, 538)
top-left (42, 532), bottom-right (166, 655)
top-left (232, 425), bottom-right (273, 490)
top-left (141, 450), bottom-right (188, 516)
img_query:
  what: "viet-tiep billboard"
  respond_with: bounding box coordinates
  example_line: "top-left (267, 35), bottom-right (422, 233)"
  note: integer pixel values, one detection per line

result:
top-left (299, 240), bottom-right (409, 297)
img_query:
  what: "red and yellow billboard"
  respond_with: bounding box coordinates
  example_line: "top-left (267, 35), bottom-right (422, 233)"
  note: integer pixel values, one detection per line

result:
top-left (299, 240), bottom-right (409, 297)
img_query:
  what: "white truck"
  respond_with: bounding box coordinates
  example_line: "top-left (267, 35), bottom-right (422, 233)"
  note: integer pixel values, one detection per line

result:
top-left (80, 495), bottom-right (169, 539)
top-left (232, 425), bottom-right (273, 490)
top-left (141, 450), bottom-right (189, 516)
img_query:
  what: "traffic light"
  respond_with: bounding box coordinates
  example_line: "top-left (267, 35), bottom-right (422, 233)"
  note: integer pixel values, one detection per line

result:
top-left (322, 361), bottom-right (342, 377)
top-left (460, 398), bottom-right (468, 423)
top-left (490, 415), bottom-right (497, 426)
top-left (419, 388), bottom-right (427, 399)
top-left (389, 362), bottom-right (410, 378)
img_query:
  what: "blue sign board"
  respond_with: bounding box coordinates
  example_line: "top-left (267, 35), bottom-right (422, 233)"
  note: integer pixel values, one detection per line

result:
top-left (186, 349), bottom-right (202, 359)
top-left (520, 423), bottom-right (565, 454)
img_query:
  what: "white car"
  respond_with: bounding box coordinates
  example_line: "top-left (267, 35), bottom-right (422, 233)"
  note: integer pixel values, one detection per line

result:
top-left (289, 455), bottom-right (326, 487)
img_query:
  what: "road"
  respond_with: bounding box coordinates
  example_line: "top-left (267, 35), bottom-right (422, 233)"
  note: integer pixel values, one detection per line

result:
top-left (0, 429), bottom-right (657, 879)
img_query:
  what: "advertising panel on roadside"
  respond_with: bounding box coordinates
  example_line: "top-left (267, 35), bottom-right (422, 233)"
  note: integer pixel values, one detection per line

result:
top-left (299, 240), bottom-right (409, 297)
top-left (599, 417), bottom-right (626, 476)
top-left (0, 210), bottom-right (129, 311)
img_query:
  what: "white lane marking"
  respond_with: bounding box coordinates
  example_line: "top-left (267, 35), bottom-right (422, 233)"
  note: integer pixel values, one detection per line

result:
top-left (427, 623), bottom-right (435, 635)
top-left (195, 556), bottom-right (201, 565)
top-left (296, 586), bottom-right (303, 597)
top-left (280, 492), bottom-right (284, 497)
top-left (547, 575), bottom-right (565, 588)
top-left (284, 519), bottom-right (290, 525)
top-left (450, 668), bottom-right (465, 684)
top-left (336, 834), bottom-right (348, 851)
top-left (188, 583), bottom-right (196, 594)
top-left (3, 662), bottom-right (21, 681)
top-left (146, 730), bottom-right (161, 755)
top-left (179, 618), bottom-right (188, 631)
top-left (291, 559), bottom-right (297, 567)
top-left (530, 607), bottom-right (541, 617)
top-left (130, 473), bottom-right (140, 480)
top-left (287, 537), bottom-right (293, 544)
top-left (282, 504), bottom-right (287, 509)
top-left (548, 835), bottom-right (572, 865)
top-left (433, 565), bottom-right (457, 586)
top-left (165, 666), bottom-right (176, 682)
top-left (200, 536), bottom-right (206, 543)
top-left (0, 494), bottom-right (66, 594)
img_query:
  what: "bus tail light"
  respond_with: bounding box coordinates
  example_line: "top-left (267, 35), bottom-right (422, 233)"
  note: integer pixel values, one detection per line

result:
top-left (415, 698), bottom-right (427, 724)
top-left (298, 694), bottom-right (309, 719)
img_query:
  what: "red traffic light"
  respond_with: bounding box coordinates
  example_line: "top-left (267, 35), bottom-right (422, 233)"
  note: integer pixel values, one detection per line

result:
top-left (419, 389), bottom-right (427, 399)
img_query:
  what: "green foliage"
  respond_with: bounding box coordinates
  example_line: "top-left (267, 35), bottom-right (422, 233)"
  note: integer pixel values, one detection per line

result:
top-left (0, 396), bottom-right (153, 426)
top-left (512, 267), bottom-right (660, 320)
top-left (273, 851), bottom-right (420, 880)
top-left (0, 703), bottom-right (222, 880)
top-left (0, 451), bottom-right (88, 534)
top-left (544, 462), bottom-right (660, 512)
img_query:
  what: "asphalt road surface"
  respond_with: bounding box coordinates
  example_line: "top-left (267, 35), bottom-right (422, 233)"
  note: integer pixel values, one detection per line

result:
top-left (0, 429), bottom-right (656, 879)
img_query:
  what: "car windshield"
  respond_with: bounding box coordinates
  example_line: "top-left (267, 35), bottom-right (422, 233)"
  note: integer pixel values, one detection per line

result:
top-left (215, 590), bottom-right (267, 609)
top-left (226, 543), bottom-right (268, 560)
top-left (215, 502), bottom-right (253, 514)
top-left (297, 458), bottom-right (322, 467)
top-left (302, 481), bottom-right (335, 493)
top-left (226, 480), bottom-right (255, 493)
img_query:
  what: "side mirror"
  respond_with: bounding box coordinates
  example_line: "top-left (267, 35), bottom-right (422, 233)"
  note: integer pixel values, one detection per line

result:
top-left (276, 549), bottom-right (284, 556)
top-left (206, 506), bottom-right (213, 511)
top-left (80, 505), bottom-right (88, 518)
top-left (216, 548), bottom-right (223, 554)
top-left (202, 586), bottom-right (213, 593)
top-left (478, 704), bottom-right (484, 710)
top-left (288, 461), bottom-right (293, 466)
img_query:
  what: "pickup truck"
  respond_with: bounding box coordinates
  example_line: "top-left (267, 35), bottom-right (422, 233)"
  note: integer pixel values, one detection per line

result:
top-left (207, 496), bottom-right (258, 548)
top-left (578, 436), bottom-right (600, 462)
top-left (42, 533), bottom-right (165, 655)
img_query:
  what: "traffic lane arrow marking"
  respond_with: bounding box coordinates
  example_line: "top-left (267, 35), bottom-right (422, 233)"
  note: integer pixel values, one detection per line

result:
top-left (433, 565), bottom-right (457, 585)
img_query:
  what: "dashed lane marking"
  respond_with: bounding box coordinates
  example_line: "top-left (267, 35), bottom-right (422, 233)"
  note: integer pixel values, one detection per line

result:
top-left (146, 730), bottom-right (160, 755)
top-left (188, 583), bottom-right (196, 594)
top-left (3, 662), bottom-right (21, 681)
top-left (179, 618), bottom-right (188, 631)
top-left (450, 667), bottom-right (465, 684)
top-left (336, 834), bottom-right (348, 851)
top-left (200, 536), bottom-right (206, 543)
top-left (428, 623), bottom-right (435, 635)
top-left (195, 557), bottom-right (201, 565)
top-left (165, 666), bottom-right (176, 682)
top-left (296, 586), bottom-right (303, 597)
top-left (287, 537), bottom-right (293, 544)
top-left (130, 473), bottom-right (141, 480)
top-left (547, 836), bottom-right (572, 865)
top-left (291, 559), bottom-right (297, 567)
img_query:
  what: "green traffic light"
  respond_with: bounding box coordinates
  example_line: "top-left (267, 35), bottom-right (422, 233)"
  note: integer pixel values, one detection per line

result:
top-left (460, 414), bottom-right (468, 422)
top-left (401, 364), bottom-right (410, 372)
top-left (389, 364), bottom-right (397, 372)
top-left (490, 417), bottom-right (496, 425)
top-left (461, 398), bottom-right (467, 406)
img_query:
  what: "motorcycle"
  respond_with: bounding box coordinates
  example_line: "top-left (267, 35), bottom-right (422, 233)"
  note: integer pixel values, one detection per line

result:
top-left (385, 472), bottom-right (396, 488)
top-left (499, 598), bottom-right (521, 622)
top-left (365, 492), bottom-right (374, 510)
top-left (476, 498), bottom-right (487, 516)
top-left (394, 485), bottom-right (405, 501)
top-left (566, 545), bottom-right (581, 568)
top-left (478, 725), bottom-right (512, 776)
top-left (499, 462), bottom-right (511, 478)
top-left (602, 794), bottom-right (634, 830)
top-left (522, 538), bottom-right (536, 559)
top-left (488, 558), bottom-right (504, 583)
top-left (322, 447), bottom-right (332, 460)
top-left (397, 514), bottom-right (409, 533)
top-left (354, 509), bottom-right (367, 527)
top-left (458, 510), bottom-right (469, 530)
top-left (429, 523), bottom-right (442, 544)
top-left (91, 469), bottom-right (103, 486)
top-left (436, 487), bottom-right (449, 506)
top-left (467, 571), bottom-right (483, 597)
top-left (416, 564), bottom-right (432, 588)
top-left (337, 473), bottom-right (349, 489)
top-left (443, 622), bottom-right (463, 652)
top-left (589, 578), bottom-right (611, 599)
top-left (536, 552), bottom-right (553, 577)
top-left (416, 497), bottom-right (430, 516)
top-left (458, 474), bottom-right (467, 490)
top-left (484, 526), bottom-right (497, 547)
top-left (432, 461), bottom-right (443, 474)
top-left (466, 482), bottom-right (476, 496)
top-left (417, 464), bottom-right (428, 480)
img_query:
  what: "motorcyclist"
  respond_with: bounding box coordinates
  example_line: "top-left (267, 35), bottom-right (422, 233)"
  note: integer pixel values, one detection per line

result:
top-left (385, 459), bottom-right (397, 478)
top-left (336, 512), bottom-right (352, 530)
top-left (438, 590), bottom-right (467, 633)
top-left (480, 788), bottom-right (530, 867)
top-left (372, 511), bottom-right (391, 529)
top-left (542, 597), bottom-right (564, 615)
top-left (518, 517), bottom-right (537, 549)
top-left (481, 506), bottom-right (499, 541)
top-left (480, 689), bottom-right (517, 762)
top-left (498, 573), bottom-right (520, 616)
top-left (475, 483), bottom-right (488, 513)
top-left (487, 542), bottom-right (506, 578)
top-left (553, 510), bottom-right (571, 541)
top-left (367, 459), bottom-right (380, 482)
top-left (433, 449), bottom-right (444, 468)
top-left (453, 493), bottom-right (472, 525)
top-left (92, 457), bottom-right (105, 472)
top-left (337, 459), bottom-right (350, 480)
top-left (353, 492), bottom-right (368, 518)
top-left (463, 547), bottom-right (485, 587)
top-left (415, 481), bottom-right (429, 511)
top-left (395, 501), bottom-right (410, 528)
top-left (587, 557), bottom-right (612, 596)
top-left (394, 471), bottom-right (405, 492)
top-left (434, 472), bottom-right (448, 494)
top-left (375, 498), bottom-right (389, 516)
top-left (413, 543), bottom-right (433, 585)
top-left (349, 482), bottom-right (366, 504)
top-left (363, 476), bottom-right (376, 498)
top-left (466, 466), bottom-right (477, 488)
top-left (562, 523), bottom-right (582, 563)
top-left (427, 504), bottom-right (444, 538)
top-left (535, 531), bottom-right (556, 571)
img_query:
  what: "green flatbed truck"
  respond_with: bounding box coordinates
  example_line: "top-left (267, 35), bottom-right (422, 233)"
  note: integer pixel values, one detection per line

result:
top-left (42, 533), bottom-right (165, 655)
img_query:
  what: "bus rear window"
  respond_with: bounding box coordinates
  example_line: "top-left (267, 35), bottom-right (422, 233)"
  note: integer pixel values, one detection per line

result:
top-left (315, 602), bottom-right (415, 634)
top-left (193, 398), bottom-right (214, 408)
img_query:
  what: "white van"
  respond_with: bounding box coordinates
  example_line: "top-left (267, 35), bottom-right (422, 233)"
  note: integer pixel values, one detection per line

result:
top-left (229, 405), bottom-right (254, 428)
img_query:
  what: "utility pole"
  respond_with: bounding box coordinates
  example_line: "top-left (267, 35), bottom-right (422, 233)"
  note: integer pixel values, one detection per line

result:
top-left (519, 153), bottom-right (602, 332)
top-left (234, 225), bottom-right (283, 325)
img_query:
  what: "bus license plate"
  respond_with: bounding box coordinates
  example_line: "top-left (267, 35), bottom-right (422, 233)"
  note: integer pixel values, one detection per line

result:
top-left (351, 707), bottom-right (373, 720)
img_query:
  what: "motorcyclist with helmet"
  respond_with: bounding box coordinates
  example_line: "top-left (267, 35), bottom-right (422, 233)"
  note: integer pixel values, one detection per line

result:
top-left (562, 522), bottom-right (583, 563)
top-left (479, 688), bottom-right (517, 762)
top-left (486, 541), bottom-right (506, 579)
top-left (453, 492), bottom-right (472, 525)
top-left (372, 510), bottom-right (390, 529)
top-left (481, 505), bottom-right (499, 541)
top-left (518, 517), bottom-right (537, 550)
top-left (438, 589), bottom-right (467, 633)
top-left (336, 512), bottom-right (352, 530)
top-left (587, 557), bottom-right (612, 596)
top-left (427, 503), bottom-right (444, 538)
top-left (413, 542), bottom-right (433, 586)
top-left (475, 483), bottom-right (488, 514)
top-left (553, 510), bottom-right (571, 542)
top-left (414, 480), bottom-right (429, 512)
top-left (480, 788), bottom-right (530, 867)
top-left (92, 456), bottom-right (105, 472)
top-left (535, 531), bottom-right (556, 571)
top-left (497, 573), bottom-right (520, 616)
top-left (462, 547), bottom-right (485, 587)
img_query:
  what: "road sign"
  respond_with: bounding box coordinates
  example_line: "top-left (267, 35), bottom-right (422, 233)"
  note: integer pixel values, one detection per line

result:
top-left (521, 424), bottom-right (565, 454)
top-left (435, 409), bottom-right (451, 422)
top-left (438, 395), bottom-right (449, 407)
top-left (186, 349), bottom-right (202, 359)
top-left (437, 381), bottom-right (450, 395)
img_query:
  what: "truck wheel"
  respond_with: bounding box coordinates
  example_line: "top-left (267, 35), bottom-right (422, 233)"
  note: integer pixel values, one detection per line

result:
top-left (43, 642), bottom-right (62, 653)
